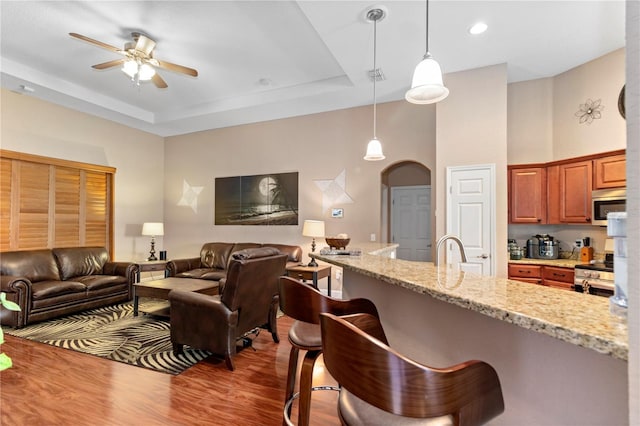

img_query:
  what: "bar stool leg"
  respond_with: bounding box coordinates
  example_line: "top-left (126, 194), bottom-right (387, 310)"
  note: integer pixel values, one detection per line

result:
top-left (297, 349), bottom-right (321, 426)
top-left (283, 346), bottom-right (300, 426)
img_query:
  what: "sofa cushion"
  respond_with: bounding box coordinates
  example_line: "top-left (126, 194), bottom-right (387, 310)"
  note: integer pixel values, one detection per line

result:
top-left (31, 280), bottom-right (87, 300)
top-left (263, 244), bottom-right (302, 263)
top-left (0, 249), bottom-right (60, 282)
top-left (232, 247), bottom-right (281, 260)
top-left (176, 268), bottom-right (226, 281)
top-left (53, 247), bottom-right (109, 280)
top-left (199, 243), bottom-right (234, 269)
top-left (74, 275), bottom-right (128, 291)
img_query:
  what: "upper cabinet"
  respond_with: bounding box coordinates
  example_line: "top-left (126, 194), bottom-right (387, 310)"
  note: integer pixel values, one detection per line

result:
top-left (509, 167), bottom-right (546, 223)
top-left (509, 150), bottom-right (624, 225)
top-left (594, 154), bottom-right (626, 189)
top-left (557, 160), bottom-right (593, 223)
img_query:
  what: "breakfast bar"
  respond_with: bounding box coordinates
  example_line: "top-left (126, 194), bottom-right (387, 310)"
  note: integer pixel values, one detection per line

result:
top-left (314, 249), bottom-right (629, 425)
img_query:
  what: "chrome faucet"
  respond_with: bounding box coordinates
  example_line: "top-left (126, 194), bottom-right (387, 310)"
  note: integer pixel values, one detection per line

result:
top-left (435, 235), bottom-right (468, 266)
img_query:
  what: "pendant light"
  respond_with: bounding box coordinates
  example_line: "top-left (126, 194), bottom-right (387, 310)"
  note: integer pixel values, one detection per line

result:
top-left (364, 8), bottom-right (386, 161)
top-left (405, 0), bottom-right (449, 104)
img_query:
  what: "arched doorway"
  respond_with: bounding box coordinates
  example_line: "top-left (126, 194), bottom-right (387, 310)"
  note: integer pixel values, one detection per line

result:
top-left (381, 161), bottom-right (432, 261)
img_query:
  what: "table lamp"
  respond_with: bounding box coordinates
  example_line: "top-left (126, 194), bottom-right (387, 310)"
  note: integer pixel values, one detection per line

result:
top-left (302, 220), bottom-right (325, 267)
top-left (142, 222), bottom-right (164, 261)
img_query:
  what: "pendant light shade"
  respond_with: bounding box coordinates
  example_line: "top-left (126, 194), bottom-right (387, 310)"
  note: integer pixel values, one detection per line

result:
top-left (363, 8), bottom-right (386, 161)
top-left (406, 0), bottom-right (449, 104)
top-left (405, 53), bottom-right (449, 104)
top-left (364, 137), bottom-right (385, 161)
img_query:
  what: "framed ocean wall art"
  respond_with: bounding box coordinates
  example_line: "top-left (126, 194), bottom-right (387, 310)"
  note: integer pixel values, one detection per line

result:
top-left (215, 172), bottom-right (299, 225)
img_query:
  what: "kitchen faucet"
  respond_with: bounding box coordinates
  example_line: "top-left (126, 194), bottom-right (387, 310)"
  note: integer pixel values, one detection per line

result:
top-left (435, 235), bottom-right (468, 266)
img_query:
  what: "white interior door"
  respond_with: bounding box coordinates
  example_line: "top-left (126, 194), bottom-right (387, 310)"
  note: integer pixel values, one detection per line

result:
top-left (391, 186), bottom-right (431, 261)
top-left (446, 165), bottom-right (495, 275)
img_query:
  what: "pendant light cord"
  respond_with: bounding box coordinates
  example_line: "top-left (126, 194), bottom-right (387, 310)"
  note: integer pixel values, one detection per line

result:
top-left (425, 0), bottom-right (430, 56)
top-left (373, 16), bottom-right (378, 139)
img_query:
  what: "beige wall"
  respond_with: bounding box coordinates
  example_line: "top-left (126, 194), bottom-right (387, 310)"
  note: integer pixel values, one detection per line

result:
top-left (508, 48), bottom-right (625, 164)
top-left (163, 100), bottom-right (436, 263)
top-left (553, 48), bottom-right (626, 159)
top-left (0, 88), bottom-right (165, 262)
top-left (436, 64), bottom-right (509, 277)
top-left (508, 77), bottom-right (554, 164)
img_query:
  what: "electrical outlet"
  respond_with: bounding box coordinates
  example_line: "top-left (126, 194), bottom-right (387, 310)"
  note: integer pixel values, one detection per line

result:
top-left (335, 270), bottom-right (342, 281)
top-left (370, 233), bottom-right (376, 242)
top-left (574, 239), bottom-right (583, 248)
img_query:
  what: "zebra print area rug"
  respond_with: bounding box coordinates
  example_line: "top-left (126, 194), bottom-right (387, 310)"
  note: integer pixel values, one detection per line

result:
top-left (3, 299), bottom-right (212, 375)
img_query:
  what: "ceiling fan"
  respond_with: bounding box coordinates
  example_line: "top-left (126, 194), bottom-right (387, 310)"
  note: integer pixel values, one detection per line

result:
top-left (69, 32), bottom-right (198, 89)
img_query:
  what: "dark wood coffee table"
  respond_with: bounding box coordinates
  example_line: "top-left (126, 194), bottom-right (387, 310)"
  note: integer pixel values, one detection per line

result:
top-left (133, 277), bottom-right (219, 317)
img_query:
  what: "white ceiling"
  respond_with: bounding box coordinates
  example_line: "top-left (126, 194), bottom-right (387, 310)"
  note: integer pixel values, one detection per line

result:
top-left (0, 1), bottom-right (625, 137)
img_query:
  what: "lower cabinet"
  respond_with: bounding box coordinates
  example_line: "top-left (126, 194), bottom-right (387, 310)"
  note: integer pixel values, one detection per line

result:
top-left (542, 266), bottom-right (575, 290)
top-left (508, 263), bottom-right (575, 291)
top-left (508, 264), bottom-right (543, 285)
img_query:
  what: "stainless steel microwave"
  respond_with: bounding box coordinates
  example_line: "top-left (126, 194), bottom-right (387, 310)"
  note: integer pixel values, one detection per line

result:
top-left (592, 188), bottom-right (626, 226)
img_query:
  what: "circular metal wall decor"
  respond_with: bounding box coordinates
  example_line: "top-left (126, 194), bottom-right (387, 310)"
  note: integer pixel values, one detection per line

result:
top-left (618, 85), bottom-right (625, 119)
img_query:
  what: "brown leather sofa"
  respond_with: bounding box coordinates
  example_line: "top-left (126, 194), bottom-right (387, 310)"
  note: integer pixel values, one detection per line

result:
top-left (0, 247), bottom-right (137, 328)
top-left (169, 247), bottom-right (287, 371)
top-left (166, 242), bottom-right (301, 282)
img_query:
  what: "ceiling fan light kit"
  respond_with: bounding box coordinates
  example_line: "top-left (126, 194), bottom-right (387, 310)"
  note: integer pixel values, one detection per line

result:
top-left (406, 0), bottom-right (449, 104)
top-left (69, 32), bottom-right (198, 89)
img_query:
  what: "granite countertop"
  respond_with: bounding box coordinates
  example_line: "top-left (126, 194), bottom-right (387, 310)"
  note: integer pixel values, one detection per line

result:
top-left (313, 251), bottom-right (628, 361)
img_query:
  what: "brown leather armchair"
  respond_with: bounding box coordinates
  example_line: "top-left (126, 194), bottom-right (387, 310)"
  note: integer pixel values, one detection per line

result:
top-left (168, 247), bottom-right (287, 371)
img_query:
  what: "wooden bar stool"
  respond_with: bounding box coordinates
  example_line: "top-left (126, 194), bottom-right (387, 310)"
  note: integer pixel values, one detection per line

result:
top-left (278, 276), bottom-right (380, 426)
top-left (320, 312), bottom-right (505, 426)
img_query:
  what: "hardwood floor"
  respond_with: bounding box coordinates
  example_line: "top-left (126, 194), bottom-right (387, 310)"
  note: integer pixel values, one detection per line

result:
top-left (1, 315), bottom-right (340, 425)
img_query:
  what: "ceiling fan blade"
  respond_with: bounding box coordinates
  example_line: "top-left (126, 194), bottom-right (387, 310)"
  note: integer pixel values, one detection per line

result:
top-left (152, 73), bottom-right (168, 89)
top-left (156, 60), bottom-right (198, 77)
top-left (135, 34), bottom-right (156, 56)
top-left (92, 59), bottom-right (125, 70)
top-left (69, 33), bottom-right (121, 53)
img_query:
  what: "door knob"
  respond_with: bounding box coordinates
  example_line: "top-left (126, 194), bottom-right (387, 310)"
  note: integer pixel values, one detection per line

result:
top-left (476, 254), bottom-right (490, 259)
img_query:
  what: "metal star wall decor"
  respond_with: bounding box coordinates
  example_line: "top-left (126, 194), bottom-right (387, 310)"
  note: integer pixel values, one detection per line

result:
top-left (177, 179), bottom-right (204, 214)
top-left (575, 98), bottom-right (604, 124)
top-left (313, 169), bottom-right (354, 213)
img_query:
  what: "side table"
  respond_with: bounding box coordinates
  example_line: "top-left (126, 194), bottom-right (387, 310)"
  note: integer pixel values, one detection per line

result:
top-left (134, 260), bottom-right (168, 283)
top-left (285, 264), bottom-right (332, 296)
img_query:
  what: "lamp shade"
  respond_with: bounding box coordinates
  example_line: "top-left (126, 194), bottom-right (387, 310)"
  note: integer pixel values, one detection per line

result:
top-left (405, 54), bottom-right (449, 104)
top-left (302, 220), bottom-right (325, 238)
top-left (364, 138), bottom-right (385, 161)
top-left (142, 222), bottom-right (164, 236)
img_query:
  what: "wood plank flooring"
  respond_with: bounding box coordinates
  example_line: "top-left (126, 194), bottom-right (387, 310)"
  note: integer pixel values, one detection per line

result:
top-left (1, 315), bottom-right (340, 425)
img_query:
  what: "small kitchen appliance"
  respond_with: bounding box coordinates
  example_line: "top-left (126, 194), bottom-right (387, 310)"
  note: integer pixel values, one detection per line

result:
top-left (526, 234), bottom-right (559, 259)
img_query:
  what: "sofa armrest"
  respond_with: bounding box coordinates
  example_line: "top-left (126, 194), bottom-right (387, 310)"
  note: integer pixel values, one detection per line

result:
top-left (0, 275), bottom-right (31, 328)
top-left (103, 262), bottom-right (138, 284)
top-left (166, 258), bottom-right (201, 277)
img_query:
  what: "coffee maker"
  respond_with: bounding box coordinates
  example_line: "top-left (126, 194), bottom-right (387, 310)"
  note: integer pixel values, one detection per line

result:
top-left (526, 234), bottom-right (559, 259)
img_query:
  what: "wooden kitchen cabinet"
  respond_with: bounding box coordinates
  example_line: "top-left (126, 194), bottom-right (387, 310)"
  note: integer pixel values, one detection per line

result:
top-left (509, 167), bottom-right (546, 224)
top-left (542, 266), bottom-right (575, 290)
top-left (594, 154), bottom-right (626, 189)
top-left (558, 160), bottom-right (592, 223)
top-left (509, 264), bottom-right (575, 291)
top-left (508, 264), bottom-right (543, 285)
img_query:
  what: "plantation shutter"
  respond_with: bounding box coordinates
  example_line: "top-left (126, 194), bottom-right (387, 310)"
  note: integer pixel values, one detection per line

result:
top-left (0, 150), bottom-right (115, 257)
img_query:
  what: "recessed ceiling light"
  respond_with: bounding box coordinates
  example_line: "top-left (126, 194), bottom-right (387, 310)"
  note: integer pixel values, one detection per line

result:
top-left (469, 22), bottom-right (488, 35)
